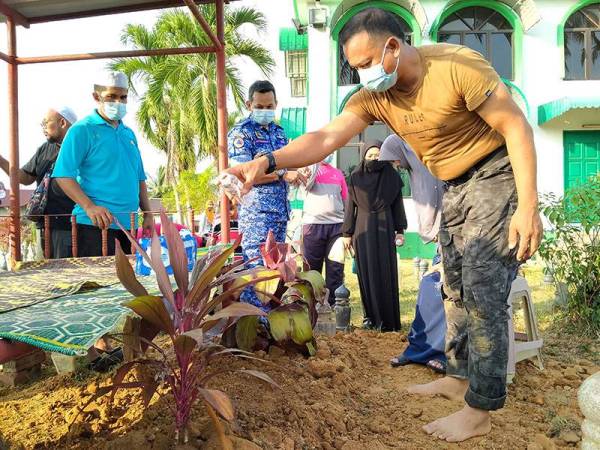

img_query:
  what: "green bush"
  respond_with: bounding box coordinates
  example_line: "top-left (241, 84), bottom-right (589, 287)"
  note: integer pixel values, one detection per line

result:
top-left (539, 174), bottom-right (600, 332)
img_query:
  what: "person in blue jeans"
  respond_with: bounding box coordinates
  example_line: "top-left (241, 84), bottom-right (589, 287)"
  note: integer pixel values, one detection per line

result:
top-left (390, 253), bottom-right (447, 373)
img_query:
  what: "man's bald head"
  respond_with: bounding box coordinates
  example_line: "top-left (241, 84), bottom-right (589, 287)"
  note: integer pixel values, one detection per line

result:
top-left (42, 108), bottom-right (73, 144)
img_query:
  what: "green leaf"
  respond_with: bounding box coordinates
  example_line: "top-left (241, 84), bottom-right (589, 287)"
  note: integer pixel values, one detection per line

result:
top-left (268, 303), bottom-right (313, 345)
top-left (186, 236), bottom-right (240, 306)
top-left (199, 388), bottom-right (235, 421)
top-left (235, 316), bottom-right (259, 352)
top-left (203, 302), bottom-right (267, 324)
top-left (115, 241), bottom-right (148, 297)
top-left (230, 269), bottom-right (281, 303)
top-left (123, 295), bottom-right (175, 336)
top-left (296, 270), bottom-right (326, 302)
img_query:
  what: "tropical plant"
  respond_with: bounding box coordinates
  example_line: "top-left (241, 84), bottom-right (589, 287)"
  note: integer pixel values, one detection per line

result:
top-left (539, 174), bottom-right (600, 332)
top-left (111, 6), bottom-right (274, 218)
top-left (161, 166), bottom-right (218, 217)
top-left (77, 212), bottom-right (281, 446)
top-left (235, 230), bottom-right (327, 356)
top-left (147, 165), bottom-right (170, 199)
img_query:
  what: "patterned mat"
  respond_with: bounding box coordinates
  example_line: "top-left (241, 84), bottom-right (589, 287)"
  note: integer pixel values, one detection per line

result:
top-left (0, 278), bottom-right (158, 356)
top-left (0, 257), bottom-right (120, 313)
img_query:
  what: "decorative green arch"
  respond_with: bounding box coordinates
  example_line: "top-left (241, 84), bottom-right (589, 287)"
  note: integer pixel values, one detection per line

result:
top-left (557, 0), bottom-right (600, 47)
top-left (429, 0), bottom-right (523, 80)
top-left (502, 78), bottom-right (531, 119)
top-left (330, 0), bottom-right (421, 45)
top-left (337, 85), bottom-right (362, 114)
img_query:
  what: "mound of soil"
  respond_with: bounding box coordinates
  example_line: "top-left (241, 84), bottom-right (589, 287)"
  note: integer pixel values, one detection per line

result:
top-left (0, 330), bottom-right (597, 449)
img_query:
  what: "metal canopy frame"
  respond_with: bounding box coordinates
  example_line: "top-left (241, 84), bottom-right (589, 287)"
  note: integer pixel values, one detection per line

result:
top-left (0, 0), bottom-right (232, 263)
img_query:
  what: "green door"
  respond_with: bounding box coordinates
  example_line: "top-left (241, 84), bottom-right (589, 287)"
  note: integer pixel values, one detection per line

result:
top-left (564, 131), bottom-right (600, 191)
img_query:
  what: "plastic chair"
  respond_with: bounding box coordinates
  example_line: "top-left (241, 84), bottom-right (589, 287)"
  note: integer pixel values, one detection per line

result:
top-left (507, 276), bottom-right (544, 383)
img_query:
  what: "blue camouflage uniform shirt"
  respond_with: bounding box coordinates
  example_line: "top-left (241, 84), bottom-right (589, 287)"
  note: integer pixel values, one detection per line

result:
top-left (227, 116), bottom-right (290, 222)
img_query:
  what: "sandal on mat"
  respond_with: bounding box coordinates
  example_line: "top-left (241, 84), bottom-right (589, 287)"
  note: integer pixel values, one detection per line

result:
top-left (426, 359), bottom-right (447, 374)
top-left (390, 354), bottom-right (412, 368)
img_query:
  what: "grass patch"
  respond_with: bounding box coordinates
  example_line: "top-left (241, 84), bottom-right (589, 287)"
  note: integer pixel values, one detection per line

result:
top-left (343, 258), bottom-right (558, 331)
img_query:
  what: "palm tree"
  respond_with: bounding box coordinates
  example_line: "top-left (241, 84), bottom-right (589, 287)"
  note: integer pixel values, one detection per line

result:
top-left (111, 6), bottom-right (274, 221)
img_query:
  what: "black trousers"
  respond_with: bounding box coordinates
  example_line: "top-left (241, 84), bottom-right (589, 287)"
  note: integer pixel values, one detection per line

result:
top-left (40, 228), bottom-right (73, 259)
top-left (77, 224), bottom-right (132, 257)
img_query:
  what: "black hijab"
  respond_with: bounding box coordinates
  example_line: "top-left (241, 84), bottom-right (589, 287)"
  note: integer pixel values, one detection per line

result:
top-left (350, 140), bottom-right (402, 211)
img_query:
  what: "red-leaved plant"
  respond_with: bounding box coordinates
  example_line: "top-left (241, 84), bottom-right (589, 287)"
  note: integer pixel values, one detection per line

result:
top-left (78, 211), bottom-right (280, 446)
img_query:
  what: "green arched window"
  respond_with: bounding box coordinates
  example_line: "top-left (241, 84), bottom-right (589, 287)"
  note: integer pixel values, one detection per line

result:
top-left (438, 6), bottom-right (514, 80)
top-left (564, 2), bottom-right (600, 80)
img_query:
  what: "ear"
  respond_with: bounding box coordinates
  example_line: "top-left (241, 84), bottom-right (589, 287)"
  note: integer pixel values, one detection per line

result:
top-left (245, 100), bottom-right (252, 111)
top-left (92, 92), bottom-right (101, 102)
top-left (391, 37), bottom-right (403, 57)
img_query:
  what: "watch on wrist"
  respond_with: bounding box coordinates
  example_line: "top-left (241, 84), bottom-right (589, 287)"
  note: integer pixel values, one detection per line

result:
top-left (276, 168), bottom-right (287, 178)
top-left (262, 152), bottom-right (277, 174)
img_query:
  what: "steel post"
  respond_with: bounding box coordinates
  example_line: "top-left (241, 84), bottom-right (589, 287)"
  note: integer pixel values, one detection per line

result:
top-left (215, 0), bottom-right (230, 244)
top-left (7, 17), bottom-right (21, 264)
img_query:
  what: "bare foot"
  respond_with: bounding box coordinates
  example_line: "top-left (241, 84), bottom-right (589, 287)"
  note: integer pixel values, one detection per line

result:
top-left (406, 376), bottom-right (468, 401)
top-left (423, 406), bottom-right (491, 442)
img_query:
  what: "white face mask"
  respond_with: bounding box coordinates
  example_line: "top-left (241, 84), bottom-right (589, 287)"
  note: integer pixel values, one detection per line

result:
top-left (357, 38), bottom-right (400, 93)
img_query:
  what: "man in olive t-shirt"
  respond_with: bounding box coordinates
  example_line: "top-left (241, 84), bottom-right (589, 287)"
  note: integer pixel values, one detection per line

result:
top-left (227, 8), bottom-right (543, 443)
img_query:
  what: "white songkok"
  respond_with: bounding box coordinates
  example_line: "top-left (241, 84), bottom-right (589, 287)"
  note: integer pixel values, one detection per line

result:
top-left (52, 106), bottom-right (77, 124)
top-left (95, 71), bottom-right (129, 89)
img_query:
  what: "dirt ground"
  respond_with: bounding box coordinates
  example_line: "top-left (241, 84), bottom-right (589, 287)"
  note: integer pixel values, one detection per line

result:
top-left (0, 328), bottom-right (598, 450)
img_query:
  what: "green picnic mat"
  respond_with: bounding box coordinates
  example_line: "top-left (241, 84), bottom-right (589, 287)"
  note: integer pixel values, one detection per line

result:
top-left (0, 277), bottom-right (158, 356)
top-left (0, 256), bottom-right (120, 313)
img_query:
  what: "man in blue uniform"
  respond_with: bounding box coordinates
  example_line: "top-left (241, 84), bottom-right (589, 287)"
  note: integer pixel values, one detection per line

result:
top-left (228, 80), bottom-right (305, 309)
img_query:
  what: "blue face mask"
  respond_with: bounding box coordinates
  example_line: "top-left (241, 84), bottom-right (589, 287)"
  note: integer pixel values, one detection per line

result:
top-left (252, 109), bottom-right (276, 126)
top-left (103, 101), bottom-right (127, 121)
top-left (358, 38), bottom-right (400, 93)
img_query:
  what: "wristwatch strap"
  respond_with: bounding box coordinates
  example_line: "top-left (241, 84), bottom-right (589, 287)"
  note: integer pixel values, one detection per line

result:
top-left (264, 152), bottom-right (277, 174)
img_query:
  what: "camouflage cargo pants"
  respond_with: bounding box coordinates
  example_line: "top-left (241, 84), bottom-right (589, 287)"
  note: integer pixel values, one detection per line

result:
top-left (440, 146), bottom-right (520, 411)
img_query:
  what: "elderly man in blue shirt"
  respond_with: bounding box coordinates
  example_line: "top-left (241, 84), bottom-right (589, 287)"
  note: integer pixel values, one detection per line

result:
top-left (54, 71), bottom-right (153, 257)
top-left (228, 80), bottom-right (306, 309)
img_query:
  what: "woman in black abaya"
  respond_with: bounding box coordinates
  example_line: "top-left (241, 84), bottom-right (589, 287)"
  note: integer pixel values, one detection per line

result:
top-left (342, 140), bottom-right (407, 331)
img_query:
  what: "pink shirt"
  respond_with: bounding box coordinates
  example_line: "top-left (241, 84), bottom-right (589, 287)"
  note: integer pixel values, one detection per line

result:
top-left (302, 162), bottom-right (348, 224)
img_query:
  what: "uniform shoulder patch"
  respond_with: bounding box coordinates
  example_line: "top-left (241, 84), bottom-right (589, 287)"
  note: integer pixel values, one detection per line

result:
top-left (233, 137), bottom-right (245, 149)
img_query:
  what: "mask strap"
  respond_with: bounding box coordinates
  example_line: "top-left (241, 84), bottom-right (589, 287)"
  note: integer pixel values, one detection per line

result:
top-left (381, 38), bottom-right (400, 74)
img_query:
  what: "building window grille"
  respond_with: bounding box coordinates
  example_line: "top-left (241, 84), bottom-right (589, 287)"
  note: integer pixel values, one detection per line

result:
top-left (286, 51), bottom-right (308, 97)
top-left (438, 6), bottom-right (514, 80)
top-left (564, 3), bottom-right (600, 80)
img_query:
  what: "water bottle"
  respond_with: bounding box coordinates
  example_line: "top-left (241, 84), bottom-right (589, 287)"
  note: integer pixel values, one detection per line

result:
top-left (315, 294), bottom-right (336, 336)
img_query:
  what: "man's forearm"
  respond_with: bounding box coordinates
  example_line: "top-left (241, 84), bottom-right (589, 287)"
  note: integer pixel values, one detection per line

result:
top-left (0, 155), bottom-right (35, 185)
top-left (504, 121), bottom-right (538, 208)
top-left (139, 181), bottom-right (152, 212)
top-left (272, 131), bottom-right (341, 169)
top-left (56, 177), bottom-right (94, 209)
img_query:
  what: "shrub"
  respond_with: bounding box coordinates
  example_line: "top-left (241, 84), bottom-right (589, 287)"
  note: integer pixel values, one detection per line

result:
top-left (78, 211), bottom-right (279, 446)
top-left (539, 174), bottom-right (600, 332)
top-left (234, 230), bottom-right (327, 356)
